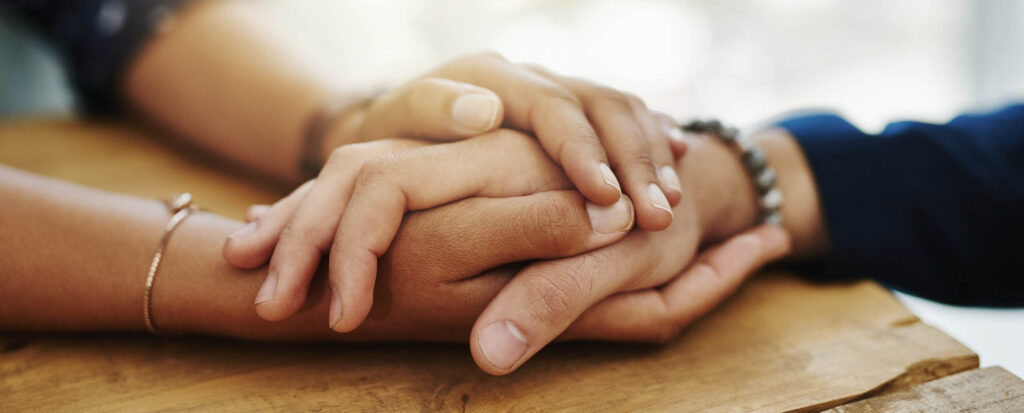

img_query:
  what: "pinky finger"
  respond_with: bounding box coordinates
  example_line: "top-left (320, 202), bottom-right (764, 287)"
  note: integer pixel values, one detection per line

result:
top-left (563, 225), bottom-right (790, 342)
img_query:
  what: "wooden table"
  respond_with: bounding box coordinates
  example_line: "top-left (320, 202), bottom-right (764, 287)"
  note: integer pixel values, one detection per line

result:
top-left (1, 119), bottom-right (1021, 412)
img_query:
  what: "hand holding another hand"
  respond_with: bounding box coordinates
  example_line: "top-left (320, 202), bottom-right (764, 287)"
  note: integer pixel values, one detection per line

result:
top-left (225, 127), bottom-right (793, 375)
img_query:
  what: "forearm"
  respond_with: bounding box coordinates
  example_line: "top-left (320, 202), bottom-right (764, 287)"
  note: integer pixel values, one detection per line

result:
top-left (0, 166), bottom-right (340, 339)
top-left (122, 0), bottom-right (361, 183)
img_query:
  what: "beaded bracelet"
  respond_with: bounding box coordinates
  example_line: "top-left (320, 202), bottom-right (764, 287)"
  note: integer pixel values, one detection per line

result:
top-left (681, 120), bottom-right (783, 225)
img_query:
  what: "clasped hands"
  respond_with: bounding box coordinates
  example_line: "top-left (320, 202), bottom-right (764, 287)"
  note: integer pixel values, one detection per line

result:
top-left (222, 52), bottom-right (790, 375)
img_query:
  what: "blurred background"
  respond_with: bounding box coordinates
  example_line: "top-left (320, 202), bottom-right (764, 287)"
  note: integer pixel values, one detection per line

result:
top-left (1, 0), bottom-right (1022, 375)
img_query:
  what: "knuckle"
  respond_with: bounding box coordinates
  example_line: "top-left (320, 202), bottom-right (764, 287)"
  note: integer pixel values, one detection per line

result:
top-left (356, 153), bottom-right (398, 185)
top-left (623, 92), bottom-right (646, 110)
top-left (629, 150), bottom-right (657, 171)
top-left (595, 87), bottom-right (631, 107)
top-left (279, 221), bottom-right (322, 254)
top-left (327, 145), bottom-right (362, 167)
top-left (525, 264), bottom-right (593, 326)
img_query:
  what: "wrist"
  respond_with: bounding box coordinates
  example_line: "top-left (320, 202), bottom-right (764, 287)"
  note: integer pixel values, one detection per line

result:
top-left (318, 103), bottom-right (369, 164)
top-left (677, 128), bottom-right (828, 259)
top-left (677, 136), bottom-right (759, 245)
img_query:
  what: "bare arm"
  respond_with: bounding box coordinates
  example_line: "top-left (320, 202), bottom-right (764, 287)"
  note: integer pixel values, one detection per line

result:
top-left (0, 165), bottom-right (630, 342)
top-left (122, 0), bottom-right (347, 183)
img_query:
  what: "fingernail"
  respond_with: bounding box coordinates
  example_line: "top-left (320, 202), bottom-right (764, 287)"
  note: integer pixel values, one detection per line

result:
top-left (254, 270), bottom-right (277, 304)
top-left (329, 288), bottom-right (343, 329)
top-left (658, 165), bottom-right (682, 194)
top-left (229, 222), bottom-right (257, 240)
top-left (586, 197), bottom-right (632, 234)
top-left (648, 183), bottom-right (672, 215)
top-left (667, 126), bottom-right (685, 143)
top-left (479, 321), bottom-right (529, 370)
top-left (598, 163), bottom-right (621, 193)
top-left (451, 93), bottom-right (501, 131)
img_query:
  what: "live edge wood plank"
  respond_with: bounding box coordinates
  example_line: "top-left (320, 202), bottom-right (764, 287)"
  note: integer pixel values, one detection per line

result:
top-left (826, 366), bottom-right (1024, 412)
top-left (0, 120), bottom-right (981, 412)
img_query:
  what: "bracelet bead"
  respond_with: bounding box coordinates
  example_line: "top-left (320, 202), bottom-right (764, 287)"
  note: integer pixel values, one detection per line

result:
top-left (681, 119), bottom-right (784, 226)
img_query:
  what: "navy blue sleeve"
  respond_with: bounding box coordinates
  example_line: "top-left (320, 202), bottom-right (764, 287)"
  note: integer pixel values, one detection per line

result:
top-left (776, 104), bottom-right (1024, 307)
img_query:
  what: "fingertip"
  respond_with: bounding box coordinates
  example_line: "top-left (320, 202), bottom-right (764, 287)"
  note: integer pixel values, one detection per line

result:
top-left (246, 204), bottom-right (270, 222)
top-left (329, 250), bottom-right (379, 333)
top-left (635, 207), bottom-right (673, 231)
top-left (633, 183), bottom-right (673, 231)
top-left (757, 225), bottom-right (792, 258)
top-left (222, 223), bottom-right (271, 269)
top-left (450, 91), bottom-right (504, 134)
top-left (571, 162), bottom-right (622, 206)
top-left (657, 165), bottom-right (682, 205)
top-left (472, 319), bottom-right (529, 376)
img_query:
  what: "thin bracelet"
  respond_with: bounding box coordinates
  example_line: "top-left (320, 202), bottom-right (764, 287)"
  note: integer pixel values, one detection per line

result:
top-left (143, 192), bottom-right (195, 334)
top-left (681, 120), bottom-right (784, 225)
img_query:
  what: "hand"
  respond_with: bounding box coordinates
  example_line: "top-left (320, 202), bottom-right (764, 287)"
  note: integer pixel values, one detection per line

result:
top-left (223, 130), bottom-right (639, 331)
top-left (221, 192), bottom-right (786, 350)
top-left (463, 133), bottom-right (794, 374)
top-left (325, 52), bottom-right (688, 230)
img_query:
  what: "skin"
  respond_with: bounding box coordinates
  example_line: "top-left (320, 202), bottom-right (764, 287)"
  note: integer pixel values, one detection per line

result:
top-left (0, 128), bottom-right (819, 374)
top-left (123, 0), bottom-right (682, 224)
top-left (224, 128), bottom-right (682, 333)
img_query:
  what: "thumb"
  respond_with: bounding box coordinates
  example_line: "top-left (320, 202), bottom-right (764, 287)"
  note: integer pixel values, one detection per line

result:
top-left (357, 77), bottom-right (504, 141)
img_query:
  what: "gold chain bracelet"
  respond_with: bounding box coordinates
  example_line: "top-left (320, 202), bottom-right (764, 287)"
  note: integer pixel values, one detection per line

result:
top-left (143, 193), bottom-right (195, 333)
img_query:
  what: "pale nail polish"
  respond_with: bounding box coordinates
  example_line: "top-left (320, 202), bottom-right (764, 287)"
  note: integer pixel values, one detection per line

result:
top-left (329, 289), bottom-right (343, 329)
top-left (586, 197), bottom-right (632, 234)
top-left (229, 222), bottom-right (257, 240)
top-left (648, 183), bottom-right (672, 214)
top-left (254, 271), bottom-right (277, 304)
top-left (598, 163), bottom-right (621, 193)
top-left (451, 94), bottom-right (501, 131)
top-left (659, 165), bottom-right (682, 194)
top-left (479, 321), bottom-right (529, 370)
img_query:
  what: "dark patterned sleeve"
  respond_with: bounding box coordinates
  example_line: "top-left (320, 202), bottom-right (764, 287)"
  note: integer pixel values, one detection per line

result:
top-left (1, 0), bottom-right (195, 112)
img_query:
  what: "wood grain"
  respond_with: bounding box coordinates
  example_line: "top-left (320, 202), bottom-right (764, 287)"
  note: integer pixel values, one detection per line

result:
top-left (826, 366), bottom-right (1024, 412)
top-left (0, 119), bottom-right (988, 412)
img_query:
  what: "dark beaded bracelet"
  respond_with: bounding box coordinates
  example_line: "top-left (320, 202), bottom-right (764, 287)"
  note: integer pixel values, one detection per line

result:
top-left (681, 120), bottom-right (783, 225)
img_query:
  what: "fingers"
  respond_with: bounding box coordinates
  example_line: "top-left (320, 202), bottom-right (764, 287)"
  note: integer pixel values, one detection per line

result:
top-left (632, 104), bottom-right (682, 206)
top-left (222, 181), bottom-right (314, 269)
top-left (430, 53), bottom-right (623, 206)
top-left (526, 66), bottom-right (676, 230)
top-left (566, 225), bottom-right (791, 343)
top-left (653, 112), bottom-right (689, 158)
top-left (245, 204), bottom-right (270, 222)
top-left (327, 130), bottom-right (572, 333)
top-left (388, 190), bottom-right (635, 283)
top-left (357, 77), bottom-right (504, 142)
top-left (253, 139), bottom-right (427, 322)
top-left (467, 229), bottom-right (668, 375)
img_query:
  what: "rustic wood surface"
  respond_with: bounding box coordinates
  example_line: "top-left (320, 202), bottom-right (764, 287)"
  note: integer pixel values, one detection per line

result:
top-left (825, 366), bottom-right (1024, 412)
top-left (0, 119), bottom-right (993, 412)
